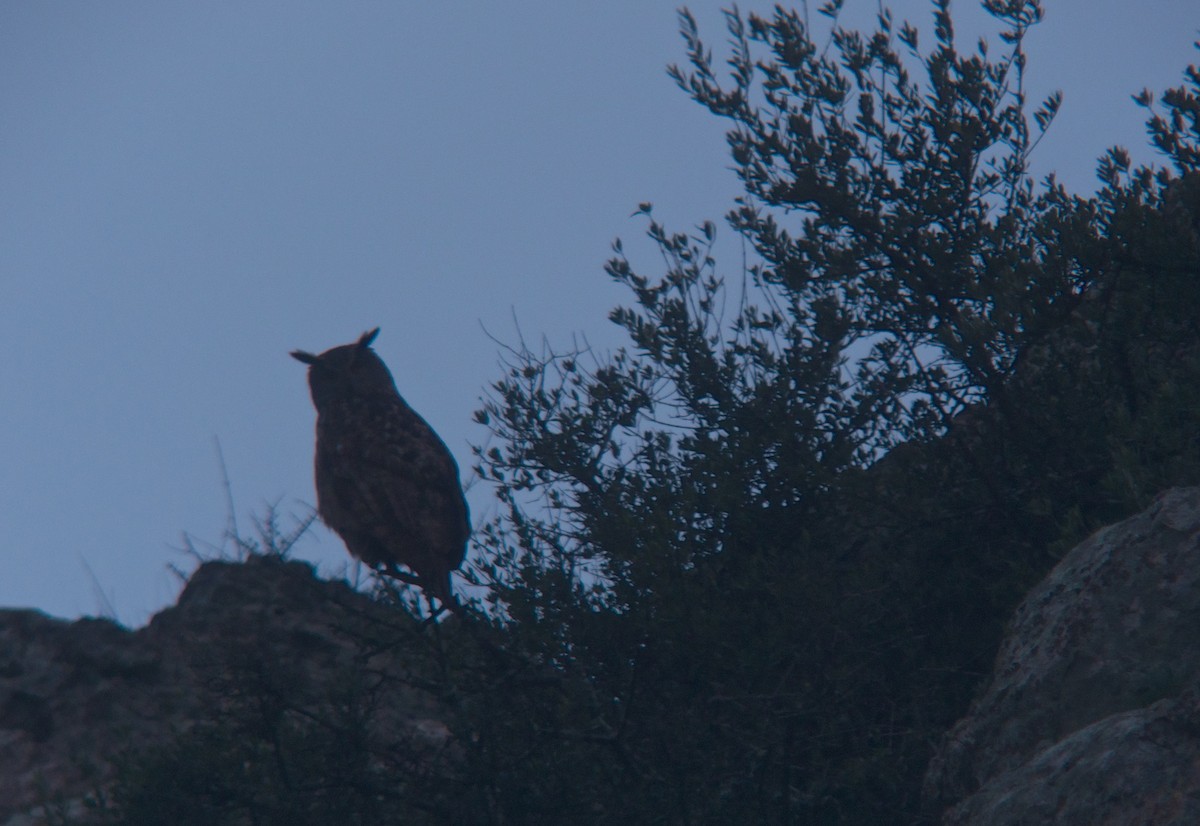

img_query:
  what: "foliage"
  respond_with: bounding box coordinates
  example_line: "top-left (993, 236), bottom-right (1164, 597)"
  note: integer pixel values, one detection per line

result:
top-left (77, 3), bottom-right (1200, 825)
top-left (463, 3), bottom-right (1200, 823)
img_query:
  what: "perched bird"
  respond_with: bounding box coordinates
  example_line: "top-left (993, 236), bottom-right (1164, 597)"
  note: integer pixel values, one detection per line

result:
top-left (291, 328), bottom-right (469, 609)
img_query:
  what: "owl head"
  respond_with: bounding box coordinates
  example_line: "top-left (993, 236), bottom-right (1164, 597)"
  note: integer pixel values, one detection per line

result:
top-left (291, 327), bottom-right (397, 409)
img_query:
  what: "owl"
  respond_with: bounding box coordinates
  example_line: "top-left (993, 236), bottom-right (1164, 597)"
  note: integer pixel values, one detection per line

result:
top-left (291, 328), bottom-right (469, 609)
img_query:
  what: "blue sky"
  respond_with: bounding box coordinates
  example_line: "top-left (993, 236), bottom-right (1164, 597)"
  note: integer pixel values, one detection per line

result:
top-left (2, 2), bottom-right (1197, 625)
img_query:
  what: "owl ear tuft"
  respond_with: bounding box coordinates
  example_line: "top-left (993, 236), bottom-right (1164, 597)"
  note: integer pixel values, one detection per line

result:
top-left (291, 349), bottom-right (319, 365)
top-left (358, 328), bottom-right (381, 349)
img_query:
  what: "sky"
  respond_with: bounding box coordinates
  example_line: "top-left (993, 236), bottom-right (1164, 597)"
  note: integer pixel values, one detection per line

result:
top-left (2, 1), bottom-right (1197, 626)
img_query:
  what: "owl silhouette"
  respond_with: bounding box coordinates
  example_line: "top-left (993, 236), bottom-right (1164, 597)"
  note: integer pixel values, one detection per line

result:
top-left (291, 328), bottom-right (469, 609)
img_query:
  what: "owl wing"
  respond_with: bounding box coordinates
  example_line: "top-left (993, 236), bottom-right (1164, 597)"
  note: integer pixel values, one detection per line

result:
top-left (375, 401), bottom-right (470, 565)
top-left (318, 398), bottom-right (468, 578)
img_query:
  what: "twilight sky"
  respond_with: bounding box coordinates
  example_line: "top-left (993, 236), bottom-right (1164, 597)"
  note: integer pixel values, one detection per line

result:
top-left (2, 2), bottom-right (1197, 625)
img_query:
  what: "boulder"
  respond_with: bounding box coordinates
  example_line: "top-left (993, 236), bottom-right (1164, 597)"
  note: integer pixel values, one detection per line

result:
top-left (925, 487), bottom-right (1200, 824)
top-left (0, 556), bottom-right (441, 825)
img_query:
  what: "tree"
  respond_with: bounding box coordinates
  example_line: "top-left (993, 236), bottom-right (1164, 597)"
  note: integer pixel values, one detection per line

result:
top-left (468, 2), bottom-right (1200, 823)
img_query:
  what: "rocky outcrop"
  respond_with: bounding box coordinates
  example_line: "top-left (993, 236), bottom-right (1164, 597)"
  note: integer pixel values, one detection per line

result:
top-left (10, 488), bottom-right (1200, 824)
top-left (925, 487), bottom-right (1200, 824)
top-left (0, 556), bottom-right (444, 825)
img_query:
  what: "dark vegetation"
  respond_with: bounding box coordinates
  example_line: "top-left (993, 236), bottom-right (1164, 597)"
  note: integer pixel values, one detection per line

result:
top-left (75, 1), bottom-right (1200, 823)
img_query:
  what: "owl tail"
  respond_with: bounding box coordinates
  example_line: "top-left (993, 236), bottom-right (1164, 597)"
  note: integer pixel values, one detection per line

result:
top-left (379, 564), bottom-right (460, 616)
top-left (426, 570), bottom-right (463, 617)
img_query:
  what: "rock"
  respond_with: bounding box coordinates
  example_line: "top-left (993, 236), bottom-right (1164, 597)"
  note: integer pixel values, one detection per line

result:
top-left (924, 487), bottom-right (1200, 824)
top-left (0, 609), bottom-right (168, 824)
top-left (0, 556), bottom-right (443, 826)
top-left (13, 488), bottom-right (1200, 824)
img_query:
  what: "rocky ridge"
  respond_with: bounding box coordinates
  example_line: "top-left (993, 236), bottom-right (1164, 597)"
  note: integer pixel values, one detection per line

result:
top-left (6, 489), bottom-right (1200, 823)
top-left (0, 556), bottom-right (444, 825)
